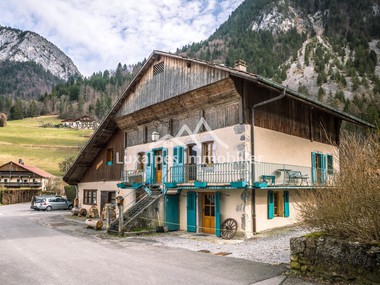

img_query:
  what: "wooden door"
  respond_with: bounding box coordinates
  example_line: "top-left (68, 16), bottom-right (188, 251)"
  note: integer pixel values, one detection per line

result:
top-left (186, 145), bottom-right (197, 181)
top-left (155, 150), bottom-right (162, 183)
top-left (202, 192), bottom-right (215, 234)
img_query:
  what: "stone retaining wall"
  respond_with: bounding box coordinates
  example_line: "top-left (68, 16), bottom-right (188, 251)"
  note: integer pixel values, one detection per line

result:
top-left (0, 189), bottom-right (40, 205)
top-left (290, 234), bottom-right (380, 284)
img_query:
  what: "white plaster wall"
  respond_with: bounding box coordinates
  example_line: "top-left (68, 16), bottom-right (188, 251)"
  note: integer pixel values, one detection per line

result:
top-left (254, 126), bottom-right (338, 166)
top-left (255, 190), bottom-right (301, 232)
top-left (77, 181), bottom-right (134, 212)
top-left (125, 124), bottom-right (252, 172)
top-left (178, 189), bottom-right (249, 235)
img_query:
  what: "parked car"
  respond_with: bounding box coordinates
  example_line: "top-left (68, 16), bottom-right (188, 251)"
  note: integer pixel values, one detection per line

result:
top-left (31, 195), bottom-right (73, 211)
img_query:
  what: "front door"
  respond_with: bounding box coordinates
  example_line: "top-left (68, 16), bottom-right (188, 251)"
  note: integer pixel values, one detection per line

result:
top-left (155, 150), bottom-right (162, 183)
top-left (100, 191), bottom-right (116, 214)
top-left (202, 192), bottom-right (215, 234)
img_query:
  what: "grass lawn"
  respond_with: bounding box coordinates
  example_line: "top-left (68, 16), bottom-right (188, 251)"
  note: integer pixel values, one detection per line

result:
top-left (0, 115), bottom-right (93, 176)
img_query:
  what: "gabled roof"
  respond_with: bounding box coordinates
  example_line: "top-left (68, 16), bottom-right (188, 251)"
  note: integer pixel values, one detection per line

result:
top-left (63, 50), bottom-right (375, 184)
top-left (0, 161), bottom-right (55, 178)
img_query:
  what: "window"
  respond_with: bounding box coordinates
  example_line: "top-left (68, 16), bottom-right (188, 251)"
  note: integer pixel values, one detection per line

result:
top-left (327, 154), bottom-right (333, 175)
top-left (137, 152), bottom-right (145, 171)
top-left (202, 141), bottom-right (214, 165)
top-left (83, 190), bottom-right (97, 205)
top-left (268, 191), bottom-right (289, 219)
top-left (107, 148), bottom-right (114, 165)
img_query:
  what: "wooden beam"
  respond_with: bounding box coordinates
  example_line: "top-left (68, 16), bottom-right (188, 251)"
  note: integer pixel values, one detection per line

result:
top-left (309, 107), bottom-right (314, 142)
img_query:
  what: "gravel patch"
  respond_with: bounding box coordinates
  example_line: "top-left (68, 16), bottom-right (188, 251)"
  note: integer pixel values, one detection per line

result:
top-left (141, 226), bottom-right (310, 265)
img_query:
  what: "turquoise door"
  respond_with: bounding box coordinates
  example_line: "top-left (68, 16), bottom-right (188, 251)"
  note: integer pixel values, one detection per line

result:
top-left (187, 191), bottom-right (196, 232)
top-left (165, 195), bottom-right (179, 231)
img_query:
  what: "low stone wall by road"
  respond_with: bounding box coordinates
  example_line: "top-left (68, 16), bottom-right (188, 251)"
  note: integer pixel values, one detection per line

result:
top-left (290, 234), bottom-right (380, 284)
top-left (0, 189), bottom-right (40, 205)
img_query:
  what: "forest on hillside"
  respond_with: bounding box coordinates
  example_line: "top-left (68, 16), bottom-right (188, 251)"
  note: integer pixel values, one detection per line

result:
top-left (0, 61), bottom-right (144, 122)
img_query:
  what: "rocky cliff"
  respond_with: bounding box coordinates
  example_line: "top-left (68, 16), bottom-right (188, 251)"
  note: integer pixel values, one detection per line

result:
top-left (0, 26), bottom-right (80, 80)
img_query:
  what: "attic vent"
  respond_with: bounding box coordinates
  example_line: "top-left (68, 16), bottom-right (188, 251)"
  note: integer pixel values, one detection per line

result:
top-left (153, 61), bottom-right (164, 76)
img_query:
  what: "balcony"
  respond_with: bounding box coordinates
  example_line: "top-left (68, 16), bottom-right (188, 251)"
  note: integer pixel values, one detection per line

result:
top-left (120, 161), bottom-right (334, 190)
top-left (252, 161), bottom-right (334, 188)
top-left (0, 182), bottom-right (42, 188)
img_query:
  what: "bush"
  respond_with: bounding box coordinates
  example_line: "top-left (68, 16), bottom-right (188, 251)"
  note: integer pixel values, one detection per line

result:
top-left (64, 185), bottom-right (76, 202)
top-left (296, 132), bottom-right (380, 242)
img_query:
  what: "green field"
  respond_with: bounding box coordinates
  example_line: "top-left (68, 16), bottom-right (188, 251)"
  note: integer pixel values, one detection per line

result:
top-left (0, 115), bottom-right (93, 176)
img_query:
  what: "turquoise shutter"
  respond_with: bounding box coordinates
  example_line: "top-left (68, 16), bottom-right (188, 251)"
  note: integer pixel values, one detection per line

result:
top-left (145, 151), bottom-right (153, 184)
top-left (215, 192), bottom-right (221, 237)
top-left (322, 154), bottom-right (327, 184)
top-left (173, 146), bottom-right (184, 183)
top-left (162, 148), bottom-right (168, 183)
top-left (327, 155), bottom-right (333, 175)
top-left (268, 191), bottom-right (274, 219)
top-left (311, 152), bottom-right (316, 185)
top-left (178, 146), bottom-right (184, 183)
top-left (187, 191), bottom-right (196, 232)
top-left (283, 191), bottom-right (290, 218)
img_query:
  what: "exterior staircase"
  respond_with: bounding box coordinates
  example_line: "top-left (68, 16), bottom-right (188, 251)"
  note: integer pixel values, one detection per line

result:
top-left (109, 184), bottom-right (162, 232)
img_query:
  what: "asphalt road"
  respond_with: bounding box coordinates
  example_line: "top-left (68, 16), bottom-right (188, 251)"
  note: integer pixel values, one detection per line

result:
top-left (0, 203), bottom-right (311, 285)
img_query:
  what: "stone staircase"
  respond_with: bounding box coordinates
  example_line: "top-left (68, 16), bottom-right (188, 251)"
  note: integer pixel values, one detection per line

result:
top-left (109, 184), bottom-right (162, 232)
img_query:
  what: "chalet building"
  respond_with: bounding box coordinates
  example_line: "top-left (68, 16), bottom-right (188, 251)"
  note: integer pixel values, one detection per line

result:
top-left (61, 116), bottom-right (99, 130)
top-left (64, 51), bottom-right (373, 238)
top-left (0, 160), bottom-right (55, 191)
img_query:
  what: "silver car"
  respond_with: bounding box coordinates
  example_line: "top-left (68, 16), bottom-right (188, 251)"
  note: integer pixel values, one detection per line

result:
top-left (33, 196), bottom-right (73, 211)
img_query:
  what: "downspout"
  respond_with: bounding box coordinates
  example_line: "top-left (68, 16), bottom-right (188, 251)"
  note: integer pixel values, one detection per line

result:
top-left (250, 89), bottom-right (286, 234)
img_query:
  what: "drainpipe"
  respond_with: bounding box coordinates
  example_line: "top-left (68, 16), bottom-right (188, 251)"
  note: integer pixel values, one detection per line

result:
top-left (250, 89), bottom-right (286, 234)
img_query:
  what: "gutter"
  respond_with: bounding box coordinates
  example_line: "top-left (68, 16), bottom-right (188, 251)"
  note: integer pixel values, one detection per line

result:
top-left (250, 89), bottom-right (286, 234)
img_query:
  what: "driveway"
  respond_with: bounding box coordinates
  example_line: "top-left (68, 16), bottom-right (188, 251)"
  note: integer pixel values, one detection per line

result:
top-left (0, 203), bottom-right (317, 285)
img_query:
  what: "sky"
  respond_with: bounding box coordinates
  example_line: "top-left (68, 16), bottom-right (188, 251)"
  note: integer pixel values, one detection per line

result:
top-left (0, 0), bottom-right (244, 76)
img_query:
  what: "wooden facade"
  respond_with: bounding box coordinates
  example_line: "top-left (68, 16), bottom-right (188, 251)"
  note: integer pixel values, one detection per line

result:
top-left (116, 56), bottom-right (229, 118)
top-left (233, 77), bottom-right (339, 145)
top-left (81, 130), bottom-right (124, 182)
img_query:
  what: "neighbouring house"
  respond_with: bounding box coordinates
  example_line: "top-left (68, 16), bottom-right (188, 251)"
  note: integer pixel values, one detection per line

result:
top-left (0, 160), bottom-right (56, 204)
top-left (0, 160), bottom-right (55, 191)
top-left (63, 51), bottom-right (373, 238)
top-left (61, 116), bottom-right (99, 130)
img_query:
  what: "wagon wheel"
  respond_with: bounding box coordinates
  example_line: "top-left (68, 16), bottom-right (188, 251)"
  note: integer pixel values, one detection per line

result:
top-left (221, 218), bottom-right (237, 239)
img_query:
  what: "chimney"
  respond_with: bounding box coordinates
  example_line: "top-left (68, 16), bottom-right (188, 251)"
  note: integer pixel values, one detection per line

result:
top-left (234, 59), bottom-right (247, 72)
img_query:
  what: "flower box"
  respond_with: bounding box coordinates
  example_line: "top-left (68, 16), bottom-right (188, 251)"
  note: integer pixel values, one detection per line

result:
top-left (253, 181), bottom-right (268, 188)
top-left (164, 182), bottom-right (177, 188)
top-left (230, 181), bottom-right (247, 188)
top-left (194, 181), bottom-right (207, 188)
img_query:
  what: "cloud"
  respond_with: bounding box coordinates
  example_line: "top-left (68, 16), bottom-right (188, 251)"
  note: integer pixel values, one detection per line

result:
top-left (0, 0), bottom-right (243, 76)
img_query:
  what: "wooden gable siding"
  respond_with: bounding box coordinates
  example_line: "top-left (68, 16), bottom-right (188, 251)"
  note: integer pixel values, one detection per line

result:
top-left (81, 130), bottom-right (124, 182)
top-left (125, 101), bottom-right (240, 147)
top-left (0, 163), bottom-right (26, 172)
top-left (117, 55), bottom-right (229, 118)
top-left (234, 77), bottom-right (339, 145)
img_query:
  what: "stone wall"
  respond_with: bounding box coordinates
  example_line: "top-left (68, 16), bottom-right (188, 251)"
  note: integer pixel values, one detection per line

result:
top-left (290, 234), bottom-right (380, 284)
top-left (0, 189), bottom-right (40, 205)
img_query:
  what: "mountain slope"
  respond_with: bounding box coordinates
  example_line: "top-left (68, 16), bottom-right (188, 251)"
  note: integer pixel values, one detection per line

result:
top-left (177, 0), bottom-right (380, 126)
top-left (0, 26), bottom-right (80, 80)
